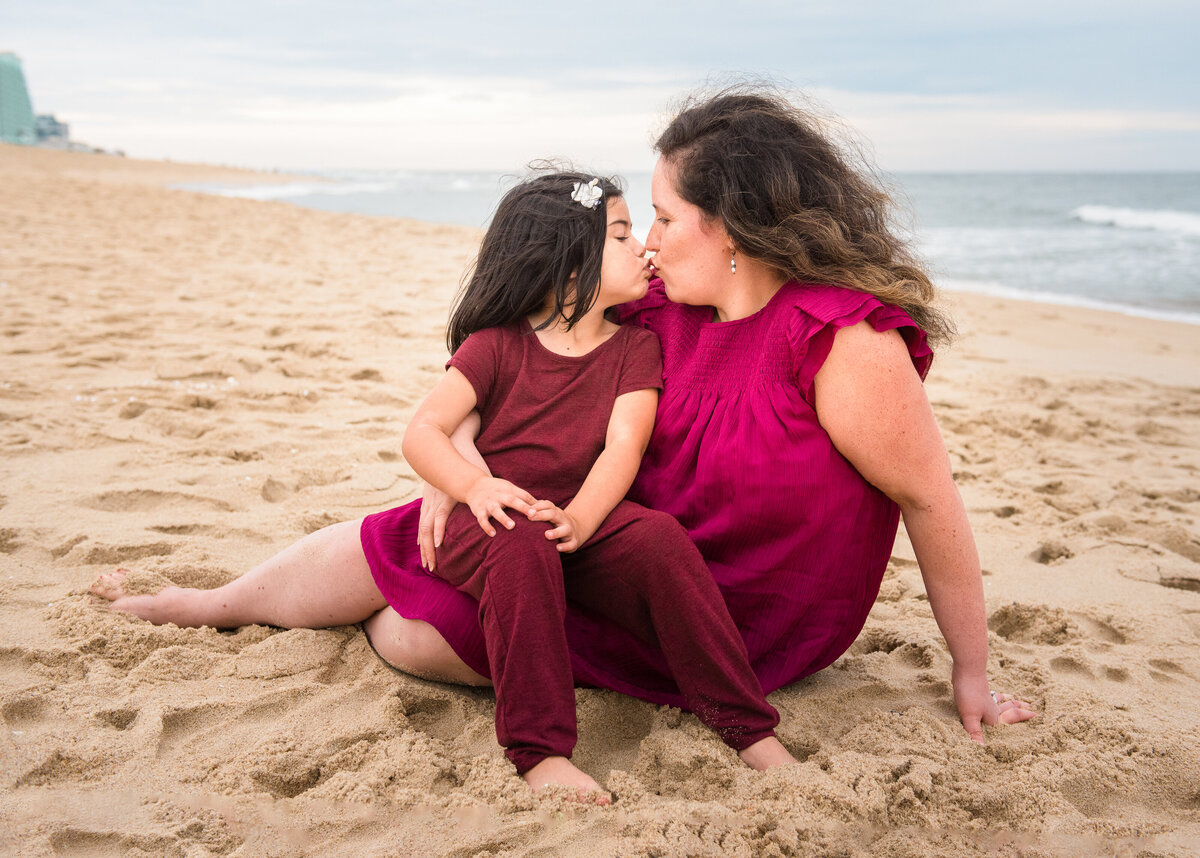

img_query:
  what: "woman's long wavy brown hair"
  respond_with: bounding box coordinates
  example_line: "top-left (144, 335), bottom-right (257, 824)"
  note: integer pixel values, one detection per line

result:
top-left (655, 86), bottom-right (954, 345)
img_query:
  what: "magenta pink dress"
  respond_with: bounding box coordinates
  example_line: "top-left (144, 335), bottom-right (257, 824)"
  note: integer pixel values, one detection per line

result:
top-left (362, 280), bottom-right (932, 709)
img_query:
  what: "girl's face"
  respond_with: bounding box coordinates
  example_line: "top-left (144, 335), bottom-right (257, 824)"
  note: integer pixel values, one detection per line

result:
top-left (596, 196), bottom-right (651, 308)
top-left (645, 157), bottom-right (730, 308)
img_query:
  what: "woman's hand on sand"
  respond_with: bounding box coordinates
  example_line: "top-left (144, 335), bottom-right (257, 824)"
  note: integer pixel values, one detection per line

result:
top-left (418, 481), bottom-right (457, 570)
top-left (526, 501), bottom-right (585, 553)
top-left (953, 669), bottom-right (1039, 743)
top-left (465, 477), bottom-right (536, 538)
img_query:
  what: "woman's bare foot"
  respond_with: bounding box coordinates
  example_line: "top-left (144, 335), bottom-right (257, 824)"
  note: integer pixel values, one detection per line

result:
top-left (738, 736), bottom-right (797, 770)
top-left (522, 756), bottom-right (611, 805)
top-left (89, 569), bottom-right (203, 626)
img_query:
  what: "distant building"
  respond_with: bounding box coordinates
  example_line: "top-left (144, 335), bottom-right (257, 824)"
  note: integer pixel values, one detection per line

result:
top-left (0, 52), bottom-right (37, 145)
top-left (35, 113), bottom-right (68, 141)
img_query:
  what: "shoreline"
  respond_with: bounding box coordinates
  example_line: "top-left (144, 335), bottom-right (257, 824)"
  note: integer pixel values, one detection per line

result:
top-left (169, 165), bottom-right (1200, 330)
top-left (2, 144), bottom-right (1198, 857)
top-left (941, 277), bottom-right (1200, 330)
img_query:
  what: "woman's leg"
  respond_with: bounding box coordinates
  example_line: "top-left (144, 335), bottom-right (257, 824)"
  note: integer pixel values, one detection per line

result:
top-left (91, 519), bottom-right (388, 629)
top-left (92, 518), bottom-right (501, 691)
top-left (362, 609), bottom-right (491, 686)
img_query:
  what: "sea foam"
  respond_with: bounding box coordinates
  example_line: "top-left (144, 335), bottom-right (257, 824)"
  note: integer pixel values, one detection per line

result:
top-left (177, 180), bottom-right (396, 201)
top-left (1071, 205), bottom-right (1200, 237)
top-left (940, 277), bottom-right (1200, 327)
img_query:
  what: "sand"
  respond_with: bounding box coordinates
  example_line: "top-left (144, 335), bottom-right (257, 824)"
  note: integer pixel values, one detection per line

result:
top-left (1, 143), bottom-right (1198, 857)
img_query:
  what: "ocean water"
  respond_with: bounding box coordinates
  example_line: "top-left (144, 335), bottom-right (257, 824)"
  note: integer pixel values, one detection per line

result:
top-left (176, 170), bottom-right (1200, 325)
top-left (893, 172), bottom-right (1200, 325)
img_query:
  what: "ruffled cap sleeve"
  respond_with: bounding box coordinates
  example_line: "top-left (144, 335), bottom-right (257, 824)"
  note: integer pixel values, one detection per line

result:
top-left (787, 284), bottom-right (934, 403)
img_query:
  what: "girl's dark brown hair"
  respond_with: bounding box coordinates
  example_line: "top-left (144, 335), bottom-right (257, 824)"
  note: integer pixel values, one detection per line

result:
top-left (656, 85), bottom-right (954, 345)
top-left (446, 169), bottom-right (623, 353)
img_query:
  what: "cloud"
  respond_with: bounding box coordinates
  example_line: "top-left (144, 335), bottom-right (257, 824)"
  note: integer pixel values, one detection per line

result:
top-left (816, 89), bottom-right (1200, 170)
top-left (8, 1), bottom-right (1199, 170)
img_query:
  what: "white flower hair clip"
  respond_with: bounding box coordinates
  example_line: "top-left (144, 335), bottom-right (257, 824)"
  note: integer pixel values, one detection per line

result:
top-left (571, 178), bottom-right (604, 210)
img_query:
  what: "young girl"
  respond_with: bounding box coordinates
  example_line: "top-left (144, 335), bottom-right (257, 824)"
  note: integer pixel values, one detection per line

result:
top-left (92, 170), bottom-right (793, 802)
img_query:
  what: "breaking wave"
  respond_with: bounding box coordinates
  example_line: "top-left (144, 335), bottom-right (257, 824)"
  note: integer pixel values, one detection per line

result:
top-left (1071, 205), bottom-right (1200, 237)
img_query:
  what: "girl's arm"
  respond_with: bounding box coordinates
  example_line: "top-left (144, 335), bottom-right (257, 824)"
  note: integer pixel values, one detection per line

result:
top-left (812, 321), bottom-right (1037, 742)
top-left (529, 387), bottom-right (659, 552)
top-left (403, 370), bottom-right (534, 544)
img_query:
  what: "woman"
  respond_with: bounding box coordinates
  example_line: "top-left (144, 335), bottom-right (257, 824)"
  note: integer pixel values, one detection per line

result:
top-left (417, 88), bottom-right (1036, 742)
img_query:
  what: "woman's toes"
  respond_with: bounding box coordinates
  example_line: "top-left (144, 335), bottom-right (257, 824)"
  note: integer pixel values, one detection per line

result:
top-left (89, 569), bottom-right (130, 601)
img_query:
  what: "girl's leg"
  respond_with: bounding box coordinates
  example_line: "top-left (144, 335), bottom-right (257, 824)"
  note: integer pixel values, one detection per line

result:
top-left (565, 503), bottom-right (794, 770)
top-left (91, 519), bottom-right (387, 629)
top-left (437, 515), bottom-right (607, 802)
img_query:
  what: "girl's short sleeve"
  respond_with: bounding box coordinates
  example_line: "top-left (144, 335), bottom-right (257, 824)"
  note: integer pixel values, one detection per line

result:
top-left (616, 327), bottom-right (664, 397)
top-left (786, 285), bottom-right (933, 404)
top-left (446, 328), bottom-right (502, 411)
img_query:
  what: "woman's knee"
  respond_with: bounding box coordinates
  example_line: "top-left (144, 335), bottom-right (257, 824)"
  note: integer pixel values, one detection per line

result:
top-left (363, 609), bottom-right (491, 687)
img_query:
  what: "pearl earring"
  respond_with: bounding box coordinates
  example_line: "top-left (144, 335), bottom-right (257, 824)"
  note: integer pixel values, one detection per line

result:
top-left (730, 249), bottom-right (737, 274)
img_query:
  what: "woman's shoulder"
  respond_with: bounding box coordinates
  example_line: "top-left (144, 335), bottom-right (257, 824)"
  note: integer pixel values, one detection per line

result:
top-left (780, 282), bottom-right (934, 392)
top-left (780, 282), bottom-right (924, 337)
top-left (780, 281), bottom-right (902, 325)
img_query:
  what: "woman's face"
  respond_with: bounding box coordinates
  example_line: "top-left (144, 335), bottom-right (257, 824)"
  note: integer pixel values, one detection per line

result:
top-left (645, 157), bottom-right (730, 308)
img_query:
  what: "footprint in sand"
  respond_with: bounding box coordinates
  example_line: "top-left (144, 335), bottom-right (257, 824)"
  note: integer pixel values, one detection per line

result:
top-left (79, 489), bottom-right (234, 514)
top-left (260, 477), bottom-right (296, 503)
top-left (1158, 574), bottom-right (1200, 594)
top-left (988, 603), bottom-right (1076, 646)
top-left (0, 527), bottom-right (19, 553)
top-left (1030, 540), bottom-right (1074, 564)
top-left (95, 707), bottom-right (139, 730)
top-left (48, 828), bottom-right (176, 857)
top-left (849, 626), bottom-right (938, 669)
top-left (1153, 525), bottom-right (1200, 564)
top-left (117, 400), bottom-right (149, 419)
top-left (1, 691), bottom-right (47, 727)
top-left (1148, 659), bottom-right (1189, 683)
top-left (1049, 656), bottom-right (1094, 679)
top-left (80, 541), bottom-right (175, 566)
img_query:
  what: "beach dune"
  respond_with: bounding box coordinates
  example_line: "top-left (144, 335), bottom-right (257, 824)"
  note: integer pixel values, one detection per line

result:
top-left (1, 144), bottom-right (1198, 857)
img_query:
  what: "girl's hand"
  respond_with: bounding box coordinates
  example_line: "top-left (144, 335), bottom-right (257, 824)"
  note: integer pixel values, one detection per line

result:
top-left (465, 477), bottom-right (535, 537)
top-left (953, 669), bottom-right (1039, 743)
top-left (418, 481), bottom-right (457, 571)
top-left (527, 500), bottom-right (585, 553)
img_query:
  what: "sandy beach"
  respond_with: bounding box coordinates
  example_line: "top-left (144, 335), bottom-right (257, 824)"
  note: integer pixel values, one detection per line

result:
top-left (2, 144), bottom-right (1198, 857)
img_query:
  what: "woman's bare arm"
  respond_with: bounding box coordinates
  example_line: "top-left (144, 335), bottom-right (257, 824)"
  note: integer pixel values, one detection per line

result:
top-left (813, 321), bottom-right (1037, 741)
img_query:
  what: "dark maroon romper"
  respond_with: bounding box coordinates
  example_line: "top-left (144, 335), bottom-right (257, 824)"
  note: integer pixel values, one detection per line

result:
top-left (361, 320), bottom-right (778, 773)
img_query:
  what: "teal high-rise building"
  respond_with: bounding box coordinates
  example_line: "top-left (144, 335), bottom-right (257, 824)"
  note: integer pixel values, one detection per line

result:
top-left (0, 52), bottom-right (37, 145)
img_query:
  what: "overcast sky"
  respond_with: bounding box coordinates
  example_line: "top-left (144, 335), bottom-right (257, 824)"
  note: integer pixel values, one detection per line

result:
top-left (5, 1), bottom-right (1199, 172)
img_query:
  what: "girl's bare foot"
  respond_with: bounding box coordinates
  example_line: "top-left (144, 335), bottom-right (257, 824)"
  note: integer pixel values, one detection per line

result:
top-left (738, 736), bottom-right (797, 770)
top-left (522, 756), bottom-right (611, 805)
top-left (89, 569), bottom-right (200, 626)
